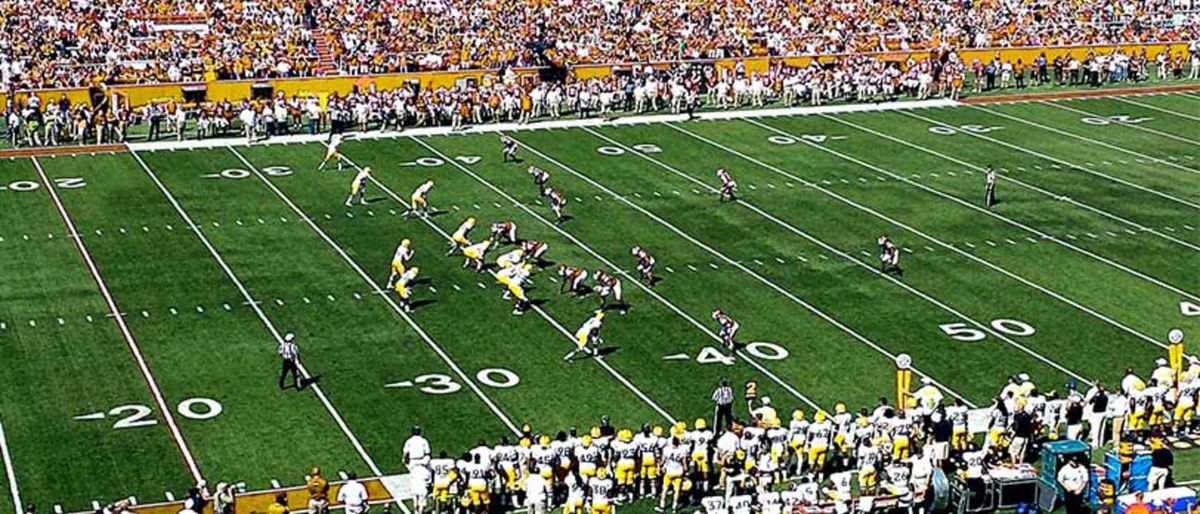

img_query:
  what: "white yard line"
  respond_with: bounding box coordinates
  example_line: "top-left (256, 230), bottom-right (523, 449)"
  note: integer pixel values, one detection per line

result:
top-left (407, 137), bottom-right (824, 411)
top-left (1041, 100), bottom-right (1200, 148)
top-left (833, 113), bottom-right (1200, 252)
top-left (339, 154), bottom-right (678, 423)
top-left (30, 156), bottom-right (204, 484)
top-left (124, 100), bottom-right (957, 153)
top-left (129, 151), bottom-right (408, 513)
top-left (506, 134), bottom-right (977, 406)
top-left (227, 147), bottom-right (524, 436)
top-left (739, 118), bottom-right (1200, 305)
top-left (965, 106), bottom-right (1200, 179)
top-left (633, 124), bottom-right (1097, 383)
top-left (0, 417), bottom-right (23, 514)
top-left (1112, 96), bottom-right (1200, 122)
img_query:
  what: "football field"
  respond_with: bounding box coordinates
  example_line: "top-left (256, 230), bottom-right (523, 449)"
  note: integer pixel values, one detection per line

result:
top-left (1, 92), bottom-right (1197, 511)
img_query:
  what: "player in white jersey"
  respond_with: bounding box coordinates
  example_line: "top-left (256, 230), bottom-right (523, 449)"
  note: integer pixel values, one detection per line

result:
top-left (889, 412), bottom-right (914, 461)
top-left (563, 471), bottom-right (587, 514)
top-left (806, 411), bottom-right (834, 481)
top-left (387, 238), bottom-right (414, 288)
top-left (496, 263), bottom-right (534, 315)
top-left (393, 266), bottom-right (420, 312)
top-left (492, 221), bottom-right (518, 245)
top-left (587, 468), bottom-right (616, 514)
top-left (635, 425), bottom-right (663, 497)
top-left (564, 311), bottom-right (605, 361)
top-left (492, 437), bottom-right (523, 504)
top-left (528, 165), bottom-right (551, 191)
top-left (462, 240), bottom-right (492, 272)
top-left (947, 399), bottom-right (970, 451)
top-left (501, 133), bottom-right (519, 163)
top-left (463, 453), bottom-right (493, 510)
top-left (712, 309), bottom-right (740, 350)
top-left (530, 435), bottom-right (556, 482)
top-left (878, 235), bottom-right (902, 275)
top-left (593, 269), bottom-right (626, 312)
top-left (559, 265), bottom-right (590, 296)
top-left (658, 436), bottom-right (690, 513)
top-left (429, 452), bottom-right (459, 513)
top-left (408, 180), bottom-right (435, 217)
top-left (611, 430), bottom-right (638, 500)
top-left (545, 187), bottom-right (568, 223)
top-left (787, 410), bottom-right (809, 477)
top-left (496, 248), bottom-right (525, 269)
top-left (575, 435), bottom-right (604, 478)
top-left (856, 437), bottom-right (882, 494)
top-left (688, 418), bottom-right (714, 493)
top-left (447, 217), bottom-right (476, 255)
top-left (318, 133), bottom-right (346, 171)
top-left (344, 166), bottom-right (371, 206)
top-left (765, 420), bottom-right (789, 481)
top-left (716, 168), bottom-right (737, 202)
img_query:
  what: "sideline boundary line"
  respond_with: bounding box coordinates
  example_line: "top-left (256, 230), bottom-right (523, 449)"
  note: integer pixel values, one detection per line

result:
top-left (964, 106), bottom-right (1200, 179)
top-left (739, 118), bottom-right (1200, 304)
top-left (30, 156), bottom-right (204, 484)
top-left (505, 134), bottom-right (975, 405)
top-left (0, 417), bottom-right (22, 514)
top-left (227, 147), bottom-right (525, 436)
top-left (129, 150), bottom-right (407, 512)
top-left (604, 124), bottom-right (1092, 384)
top-left (334, 152), bottom-right (678, 424)
top-left (406, 137), bottom-right (825, 411)
top-left (834, 112), bottom-right (1200, 251)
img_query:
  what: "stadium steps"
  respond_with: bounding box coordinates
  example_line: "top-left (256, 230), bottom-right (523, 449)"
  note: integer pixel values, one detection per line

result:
top-left (313, 28), bottom-right (338, 75)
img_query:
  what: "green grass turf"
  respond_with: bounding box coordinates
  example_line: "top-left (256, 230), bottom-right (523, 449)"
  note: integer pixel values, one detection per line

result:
top-left (0, 93), bottom-right (1196, 511)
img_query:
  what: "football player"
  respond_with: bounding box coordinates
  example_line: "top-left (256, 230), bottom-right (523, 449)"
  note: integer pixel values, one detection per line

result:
top-left (631, 246), bottom-right (656, 286)
top-left (462, 240), bottom-right (492, 272)
top-left (806, 410), bottom-right (833, 482)
top-left (712, 309), bottom-right (740, 350)
top-left (787, 410), bottom-right (809, 477)
top-left (529, 165), bottom-right (551, 192)
top-left (688, 418), bottom-right (713, 493)
top-left (447, 217), bottom-right (476, 255)
top-left (522, 240), bottom-right (550, 266)
top-left (429, 451), bottom-right (459, 514)
top-left (878, 235), bottom-right (903, 275)
top-left (344, 166), bottom-right (371, 206)
top-left (497, 263), bottom-right (534, 315)
top-left (635, 425), bottom-right (662, 497)
top-left (387, 238), bottom-right (414, 288)
top-left (658, 436), bottom-right (689, 513)
top-left (492, 221), bottom-right (519, 245)
top-left (564, 311), bottom-right (605, 361)
top-left (716, 168), bottom-right (737, 202)
top-left (501, 133), bottom-right (519, 162)
top-left (545, 187), bottom-right (568, 223)
top-left (593, 269), bottom-right (626, 312)
top-left (318, 133), bottom-right (346, 171)
top-left (588, 467), bottom-right (616, 514)
top-left (408, 180), bottom-right (435, 218)
top-left (393, 266), bottom-right (420, 312)
top-left (611, 429), bottom-right (638, 501)
top-left (496, 248), bottom-right (526, 269)
top-left (558, 265), bottom-right (590, 296)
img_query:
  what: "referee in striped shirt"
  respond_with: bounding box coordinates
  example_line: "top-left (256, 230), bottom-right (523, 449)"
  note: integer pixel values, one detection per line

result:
top-left (712, 378), bottom-right (734, 432)
top-left (278, 333), bottom-right (302, 390)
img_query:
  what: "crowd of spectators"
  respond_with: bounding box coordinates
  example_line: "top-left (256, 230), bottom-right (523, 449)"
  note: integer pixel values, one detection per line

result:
top-left (0, 0), bottom-right (1198, 91)
top-left (4, 45), bottom-right (1197, 149)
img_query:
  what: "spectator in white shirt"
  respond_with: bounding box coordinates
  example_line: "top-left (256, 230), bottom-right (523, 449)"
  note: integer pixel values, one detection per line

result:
top-left (337, 473), bottom-right (369, 514)
top-left (403, 426), bottom-right (432, 472)
top-left (1057, 458), bottom-right (1089, 514)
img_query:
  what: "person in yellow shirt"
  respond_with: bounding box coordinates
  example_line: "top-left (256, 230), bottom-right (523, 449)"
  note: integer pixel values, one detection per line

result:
top-left (267, 493), bottom-right (290, 514)
top-left (306, 467), bottom-right (330, 514)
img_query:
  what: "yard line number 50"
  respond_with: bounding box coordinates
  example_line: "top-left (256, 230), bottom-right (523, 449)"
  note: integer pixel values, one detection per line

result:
top-left (939, 318), bottom-right (1036, 342)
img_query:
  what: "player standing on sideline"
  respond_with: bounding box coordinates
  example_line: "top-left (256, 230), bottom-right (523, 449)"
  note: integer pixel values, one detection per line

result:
top-left (408, 180), bottom-right (435, 217)
top-left (594, 269), bottom-right (627, 313)
top-left (344, 166), bottom-right (371, 206)
top-left (447, 217), bottom-right (476, 255)
top-left (878, 235), bottom-right (903, 276)
top-left (632, 246), bottom-right (657, 286)
top-left (712, 309), bottom-right (740, 350)
top-left (558, 265), bottom-right (590, 296)
top-left (984, 165), bottom-right (997, 208)
top-left (545, 187), bottom-right (568, 223)
top-left (386, 238), bottom-right (413, 288)
top-left (492, 221), bottom-right (519, 244)
top-left (564, 311), bottom-right (605, 361)
top-left (529, 165), bottom-right (551, 192)
top-left (393, 266), bottom-right (419, 312)
top-left (318, 133), bottom-right (346, 171)
top-left (501, 133), bottom-right (519, 162)
top-left (278, 332), bottom-right (302, 390)
top-left (306, 467), bottom-right (330, 514)
top-left (522, 240), bottom-right (550, 266)
top-left (716, 168), bottom-right (738, 202)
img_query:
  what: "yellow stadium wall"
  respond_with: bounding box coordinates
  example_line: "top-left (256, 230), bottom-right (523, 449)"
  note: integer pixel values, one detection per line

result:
top-left (3, 42), bottom-right (1190, 109)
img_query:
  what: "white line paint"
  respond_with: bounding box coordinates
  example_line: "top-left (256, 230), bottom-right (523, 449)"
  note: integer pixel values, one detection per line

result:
top-left (228, 147), bottom-right (521, 437)
top-left (741, 118), bottom-right (1200, 305)
top-left (842, 112), bottom-right (1200, 251)
top-left (507, 133), bottom-right (976, 405)
top-left (1112, 96), bottom-right (1200, 122)
top-left (31, 156), bottom-right (203, 483)
top-left (597, 125), bottom-right (1094, 387)
top-left (409, 137), bottom-right (823, 410)
top-left (1043, 100), bottom-right (1200, 149)
top-left (129, 151), bottom-right (399, 496)
top-left (0, 417), bottom-right (23, 514)
top-left (736, 119), bottom-right (1182, 348)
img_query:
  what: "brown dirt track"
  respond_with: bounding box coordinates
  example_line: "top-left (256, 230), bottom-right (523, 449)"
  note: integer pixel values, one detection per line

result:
top-left (0, 143), bottom-right (127, 159)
